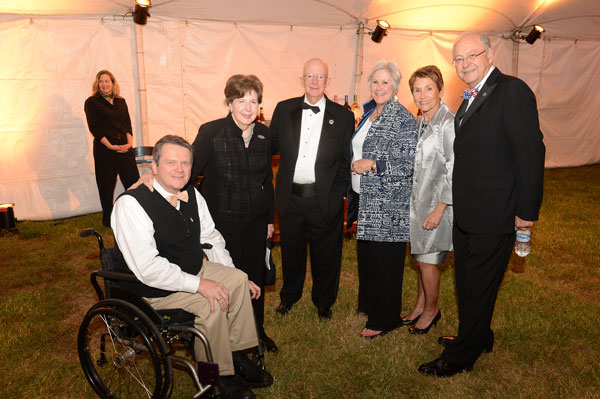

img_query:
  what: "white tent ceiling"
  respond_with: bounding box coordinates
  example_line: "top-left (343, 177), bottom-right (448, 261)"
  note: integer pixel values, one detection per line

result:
top-left (1, 0), bottom-right (599, 39)
top-left (1, 0), bottom-right (599, 221)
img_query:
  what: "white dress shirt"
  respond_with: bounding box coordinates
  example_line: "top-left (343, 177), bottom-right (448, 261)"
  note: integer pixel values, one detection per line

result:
top-left (293, 95), bottom-right (326, 184)
top-left (351, 118), bottom-right (372, 193)
top-left (111, 180), bottom-right (234, 295)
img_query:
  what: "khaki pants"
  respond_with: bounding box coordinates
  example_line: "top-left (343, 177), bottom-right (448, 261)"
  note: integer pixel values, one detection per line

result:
top-left (145, 261), bottom-right (258, 375)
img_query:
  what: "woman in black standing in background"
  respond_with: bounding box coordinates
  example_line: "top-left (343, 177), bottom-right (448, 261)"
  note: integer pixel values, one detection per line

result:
top-left (84, 70), bottom-right (139, 227)
top-left (193, 74), bottom-right (277, 352)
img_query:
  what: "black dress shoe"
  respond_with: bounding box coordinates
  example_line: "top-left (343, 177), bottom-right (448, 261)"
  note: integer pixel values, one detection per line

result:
top-left (401, 314), bottom-right (421, 326)
top-left (275, 302), bottom-right (292, 316)
top-left (260, 333), bottom-right (278, 353)
top-left (232, 351), bottom-right (274, 388)
top-left (408, 310), bottom-right (441, 335)
top-left (417, 358), bottom-right (473, 377)
top-left (219, 375), bottom-right (255, 399)
top-left (437, 334), bottom-right (494, 353)
top-left (317, 306), bottom-right (332, 320)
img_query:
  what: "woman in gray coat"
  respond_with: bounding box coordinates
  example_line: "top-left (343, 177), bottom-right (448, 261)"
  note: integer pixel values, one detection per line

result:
top-left (403, 65), bottom-right (455, 334)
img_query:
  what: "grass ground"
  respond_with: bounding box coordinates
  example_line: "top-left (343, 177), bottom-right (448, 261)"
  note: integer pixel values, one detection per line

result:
top-left (1, 165), bottom-right (599, 399)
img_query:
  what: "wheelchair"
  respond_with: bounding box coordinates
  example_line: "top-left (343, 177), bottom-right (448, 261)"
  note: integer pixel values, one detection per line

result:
top-left (77, 228), bottom-right (266, 399)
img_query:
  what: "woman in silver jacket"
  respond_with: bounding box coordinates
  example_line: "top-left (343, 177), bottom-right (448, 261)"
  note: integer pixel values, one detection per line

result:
top-left (403, 65), bottom-right (455, 334)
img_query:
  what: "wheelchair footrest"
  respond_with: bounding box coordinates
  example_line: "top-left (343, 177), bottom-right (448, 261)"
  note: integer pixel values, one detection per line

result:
top-left (197, 361), bottom-right (220, 386)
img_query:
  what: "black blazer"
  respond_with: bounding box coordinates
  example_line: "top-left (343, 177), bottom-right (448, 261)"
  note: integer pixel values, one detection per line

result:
top-left (192, 113), bottom-right (274, 225)
top-left (453, 68), bottom-right (545, 234)
top-left (270, 95), bottom-right (354, 224)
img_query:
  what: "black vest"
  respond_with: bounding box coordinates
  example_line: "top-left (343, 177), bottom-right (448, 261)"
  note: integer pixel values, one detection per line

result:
top-left (116, 185), bottom-right (204, 298)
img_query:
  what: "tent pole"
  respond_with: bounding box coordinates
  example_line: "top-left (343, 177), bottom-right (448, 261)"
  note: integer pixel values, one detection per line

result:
top-left (512, 36), bottom-right (520, 77)
top-left (353, 22), bottom-right (365, 101)
top-left (134, 23), bottom-right (150, 146)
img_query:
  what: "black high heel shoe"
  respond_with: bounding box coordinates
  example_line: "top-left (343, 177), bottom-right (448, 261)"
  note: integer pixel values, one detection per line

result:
top-left (408, 310), bottom-right (441, 335)
top-left (401, 314), bottom-right (421, 326)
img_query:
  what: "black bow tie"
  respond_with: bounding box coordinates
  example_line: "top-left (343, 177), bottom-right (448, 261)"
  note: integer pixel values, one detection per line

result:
top-left (301, 102), bottom-right (320, 114)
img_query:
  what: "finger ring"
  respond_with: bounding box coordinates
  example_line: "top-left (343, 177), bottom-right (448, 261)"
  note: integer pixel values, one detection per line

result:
top-left (217, 297), bottom-right (221, 301)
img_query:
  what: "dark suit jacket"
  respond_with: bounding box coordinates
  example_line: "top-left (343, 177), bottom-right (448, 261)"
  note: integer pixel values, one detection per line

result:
top-left (453, 68), bottom-right (545, 234)
top-left (270, 95), bottom-right (354, 224)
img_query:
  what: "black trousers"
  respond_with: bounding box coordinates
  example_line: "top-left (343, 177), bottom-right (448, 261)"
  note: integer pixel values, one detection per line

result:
top-left (278, 192), bottom-right (343, 309)
top-left (217, 217), bottom-right (268, 337)
top-left (357, 240), bottom-right (407, 331)
top-left (442, 223), bottom-right (515, 367)
top-left (93, 143), bottom-right (139, 226)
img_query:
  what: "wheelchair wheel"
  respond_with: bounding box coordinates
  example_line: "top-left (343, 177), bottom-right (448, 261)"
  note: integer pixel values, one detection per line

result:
top-left (78, 299), bottom-right (172, 399)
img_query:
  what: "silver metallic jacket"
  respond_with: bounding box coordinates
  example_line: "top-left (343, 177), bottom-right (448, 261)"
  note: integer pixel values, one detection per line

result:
top-left (409, 102), bottom-right (455, 254)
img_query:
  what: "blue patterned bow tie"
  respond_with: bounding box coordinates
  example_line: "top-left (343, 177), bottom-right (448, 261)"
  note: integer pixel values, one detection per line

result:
top-left (461, 88), bottom-right (478, 100)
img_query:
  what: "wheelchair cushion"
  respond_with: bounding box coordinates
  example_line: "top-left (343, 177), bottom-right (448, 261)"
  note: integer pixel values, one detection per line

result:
top-left (157, 308), bottom-right (195, 326)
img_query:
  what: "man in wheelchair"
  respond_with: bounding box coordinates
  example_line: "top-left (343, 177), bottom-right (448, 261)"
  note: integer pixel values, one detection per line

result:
top-left (111, 134), bottom-right (273, 399)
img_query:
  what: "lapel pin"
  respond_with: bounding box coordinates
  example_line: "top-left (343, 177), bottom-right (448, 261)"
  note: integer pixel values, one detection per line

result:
top-left (329, 119), bottom-right (334, 125)
top-left (257, 134), bottom-right (265, 139)
top-left (482, 92), bottom-right (487, 97)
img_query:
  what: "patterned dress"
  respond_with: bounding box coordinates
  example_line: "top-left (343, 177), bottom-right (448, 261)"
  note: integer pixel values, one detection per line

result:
top-left (357, 100), bottom-right (418, 242)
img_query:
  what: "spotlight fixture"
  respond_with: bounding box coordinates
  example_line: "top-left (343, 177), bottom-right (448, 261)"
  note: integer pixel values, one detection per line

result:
top-left (371, 20), bottom-right (390, 43)
top-left (525, 24), bottom-right (544, 44)
top-left (133, 0), bottom-right (152, 25)
top-left (0, 203), bottom-right (16, 234)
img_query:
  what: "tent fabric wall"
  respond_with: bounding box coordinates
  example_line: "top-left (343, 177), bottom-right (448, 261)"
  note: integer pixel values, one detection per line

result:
top-left (118, 19), bottom-right (359, 145)
top-left (177, 21), bottom-right (357, 142)
top-left (0, 17), bottom-right (137, 221)
top-left (0, 17), bottom-right (359, 221)
top-left (535, 40), bottom-right (600, 167)
top-left (1, 13), bottom-right (599, 221)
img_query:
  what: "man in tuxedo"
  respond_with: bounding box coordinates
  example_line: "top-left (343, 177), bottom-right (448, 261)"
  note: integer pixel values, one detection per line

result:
top-left (418, 32), bottom-right (545, 377)
top-left (270, 58), bottom-right (354, 320)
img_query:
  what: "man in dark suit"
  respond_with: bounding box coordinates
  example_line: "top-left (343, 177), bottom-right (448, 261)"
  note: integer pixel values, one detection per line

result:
top-left (418, 32), bottom-right (545, 377)
top-left (270, 58), bottom-right (354, 320)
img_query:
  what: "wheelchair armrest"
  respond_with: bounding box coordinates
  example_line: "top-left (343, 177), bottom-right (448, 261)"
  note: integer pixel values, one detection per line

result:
top-left (97, 270), bottom-right (141, 283)
top-left (90, 270), bottom-right (143, 302)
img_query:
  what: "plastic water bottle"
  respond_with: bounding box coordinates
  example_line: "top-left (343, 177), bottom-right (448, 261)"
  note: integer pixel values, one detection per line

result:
top-left (515, 230), bottom-right (531, 257)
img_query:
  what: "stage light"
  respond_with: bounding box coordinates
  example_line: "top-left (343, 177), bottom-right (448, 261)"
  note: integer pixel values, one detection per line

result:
top-left (371, 20), bottom-right (390, 43)
top-left (133, 0), bottom-right (152, 25)
top-left (525, 25), bottom-right (544, 44)
top-left (0, 203), bottom-right (16, 234)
